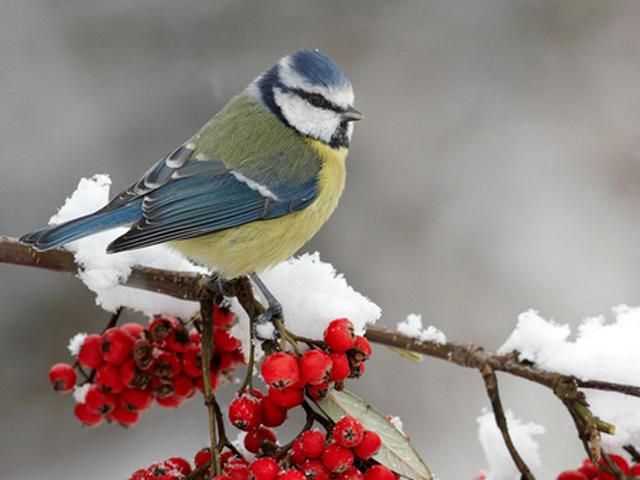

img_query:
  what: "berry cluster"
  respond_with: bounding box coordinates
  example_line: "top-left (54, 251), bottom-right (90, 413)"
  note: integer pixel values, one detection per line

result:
top-left (262, 318), bottom-right (371, 403)
top-left (556, 455), bottom-right (640, 479)
top-left (48, 306), bottom-right (243, 427)
top-left (129, 416), bottom-right (392, 480)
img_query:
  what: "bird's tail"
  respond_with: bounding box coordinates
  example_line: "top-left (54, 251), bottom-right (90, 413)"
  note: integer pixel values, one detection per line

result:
top-left (20, 204), bottom-right (141, 251)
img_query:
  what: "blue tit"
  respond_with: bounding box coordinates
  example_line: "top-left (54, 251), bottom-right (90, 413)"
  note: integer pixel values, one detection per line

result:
top-left (20, 49), bottom-right (362, 314)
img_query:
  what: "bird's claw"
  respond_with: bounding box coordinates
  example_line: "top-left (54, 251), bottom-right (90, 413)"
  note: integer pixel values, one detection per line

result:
top-left (254, 305), bottom-right (283, 341)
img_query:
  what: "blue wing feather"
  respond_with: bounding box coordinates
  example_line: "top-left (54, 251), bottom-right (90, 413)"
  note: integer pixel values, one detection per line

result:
top-left (106, 159), bottom-right (318, 253)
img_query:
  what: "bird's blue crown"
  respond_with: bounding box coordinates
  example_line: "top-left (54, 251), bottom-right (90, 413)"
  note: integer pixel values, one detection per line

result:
top-left (287, 49), bottom-right (351, 88)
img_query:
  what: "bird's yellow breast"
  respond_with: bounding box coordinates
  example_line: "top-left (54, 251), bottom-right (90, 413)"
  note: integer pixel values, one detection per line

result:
top-left (172, 140), bottom-right (347, 278)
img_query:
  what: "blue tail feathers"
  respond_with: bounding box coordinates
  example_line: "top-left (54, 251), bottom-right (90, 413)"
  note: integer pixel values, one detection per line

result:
top-left (20, 203), bottom-right (142, 251)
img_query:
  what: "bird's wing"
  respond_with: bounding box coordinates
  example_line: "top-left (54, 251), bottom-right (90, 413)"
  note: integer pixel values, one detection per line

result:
top-left (106, 150), bottom-right (319, 253)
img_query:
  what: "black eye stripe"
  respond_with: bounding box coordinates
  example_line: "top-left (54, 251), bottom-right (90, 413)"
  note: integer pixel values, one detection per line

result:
top-left (293, 89), bottom-right (343, 113)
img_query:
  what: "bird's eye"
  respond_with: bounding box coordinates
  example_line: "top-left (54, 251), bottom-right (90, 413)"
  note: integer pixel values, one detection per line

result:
top-left (307, 93), bottom-right (328, 109)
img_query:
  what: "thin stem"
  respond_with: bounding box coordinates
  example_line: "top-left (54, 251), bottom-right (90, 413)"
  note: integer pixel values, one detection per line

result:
top-left (211, 393), bottom-right (244, 459)
top-left (276, 402), bottom-right (316, 460)
top-left (304, 400), bottom-right (334, 432)
top-left (274, 318), bottom-right (300, 354)
top-left (624, 445), bottom-right (640, 463)
top-left (480, 364), bottom-right (535, 480)
top-left (200, 298), bottom-right (220, 478)
top-left (240, 315), bottom-right (256, 393)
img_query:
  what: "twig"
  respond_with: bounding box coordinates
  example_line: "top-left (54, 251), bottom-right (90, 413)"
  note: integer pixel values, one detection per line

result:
top-left (481, 363), bottom-right (535, 480)
top-left (276, 401), bottom-right (316, 460)
top-left (200, 297), bottom-right (220, 478)
top-left (624, 445), bottom-right (640, 463)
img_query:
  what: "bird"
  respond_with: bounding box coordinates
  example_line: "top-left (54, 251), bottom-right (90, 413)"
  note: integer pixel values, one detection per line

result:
top-left (20, 49), bottom-right (362, 322)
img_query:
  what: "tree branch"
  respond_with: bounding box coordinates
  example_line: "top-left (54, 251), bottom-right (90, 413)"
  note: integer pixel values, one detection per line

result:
top-left (2, 235), bottom-right (640, 470)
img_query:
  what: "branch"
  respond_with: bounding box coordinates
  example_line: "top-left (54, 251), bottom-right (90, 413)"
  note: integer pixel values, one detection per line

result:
top-left (3, 235), bottom-right (640, 468)
top-left (481, 363), bottom-right (535, 479)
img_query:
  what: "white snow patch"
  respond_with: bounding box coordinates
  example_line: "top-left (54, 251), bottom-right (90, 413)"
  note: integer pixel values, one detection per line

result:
top-left (73, 383), bottom-right (91, 404)
top-left (397, 313), bottom-right (446, 344)
top-left (477, 409), bottom-right (544, 480)
top-left (255, 322), bottom-right (276, 340)
top-left (67, 332), bottom-right (87, 356)
top-left (387, 415), bottom-right (405, 436)
top-left (499, 307), bottom-right (640, 449)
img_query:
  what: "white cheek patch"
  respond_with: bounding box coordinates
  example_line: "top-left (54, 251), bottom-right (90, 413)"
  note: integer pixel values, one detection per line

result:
top-left (274, 88), bottom-right (341, 144)
top-left (278, 57), bottom-right (354, 109)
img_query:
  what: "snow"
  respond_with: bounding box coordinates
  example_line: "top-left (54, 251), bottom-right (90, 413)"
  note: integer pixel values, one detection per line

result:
top-left (386, 415), bottom-right (406, 436)
top-left (477, 409), bottom-right (545, 480)
top-left (499, 307), bottom-right (640, 449)
top-left (397, 313), bottom-right (446, 344)
top-left (50, 176), bottom-right (381, 359)
top-left (67, 332), bottom-right (87, 356)
top-left (73, 383), bottom-right (91, 404)
top-left (230, 252), bottom-right (381, 359)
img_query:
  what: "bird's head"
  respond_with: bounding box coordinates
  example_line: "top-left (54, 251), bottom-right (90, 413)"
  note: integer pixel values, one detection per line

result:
top-left (248, 49), bottom-right (362, 149)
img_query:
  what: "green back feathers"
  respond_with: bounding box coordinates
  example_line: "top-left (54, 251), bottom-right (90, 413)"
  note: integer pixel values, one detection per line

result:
top-left (191, 93), bottom-right (321, 187)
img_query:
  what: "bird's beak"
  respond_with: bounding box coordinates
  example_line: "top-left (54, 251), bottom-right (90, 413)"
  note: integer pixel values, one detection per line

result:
top-left (342, 105), bottom-right (364, 122)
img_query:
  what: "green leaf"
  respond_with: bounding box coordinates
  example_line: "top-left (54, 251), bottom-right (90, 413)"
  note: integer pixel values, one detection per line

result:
top-left (317, 389), bottom-right (432, 480)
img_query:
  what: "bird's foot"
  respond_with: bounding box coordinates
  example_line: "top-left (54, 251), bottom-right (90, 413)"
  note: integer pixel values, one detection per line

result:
top-left (250, 273), bottom-right (284, 341)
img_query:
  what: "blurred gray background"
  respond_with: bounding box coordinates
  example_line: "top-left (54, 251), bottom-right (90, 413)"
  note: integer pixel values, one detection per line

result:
top-left (2, 1), bottom-right (640, 478)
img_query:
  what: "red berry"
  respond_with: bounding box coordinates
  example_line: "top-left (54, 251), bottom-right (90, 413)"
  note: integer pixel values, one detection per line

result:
top-left (338, 467), bottom-right (365, 480)
top-left (354, 430), bottom-right (381, 459)
top-left (173, 374), bottom-right (196, 398)
top-left (598, 454), bottom-right (629, 480)
top-left (262, 352), bottom-right (300, 389)
top-left (129, 468), bottom-right (149, 480)
top-left (329, 353), bottom-right (350, 383)
top-left (74, 402), bottom-right (103, 426)
top-left (261, 397), bottom-right (287, 427)
top-left (120, 388), bottom-right (153, 412)
top-left (85, 385), bottom-right (117, 414)
top-left (321, 443), bottom-right (354, 473)
top-left (300, 430), bottom-right (326, 459)
top-left (333, 417), bottom-right (364, 448)
top-left (215, 328), bottom-right (241, 352)
top-left (631, 464), bottom-right (640, 475)
top-left (182, 346), bottom-right (203, 377)
top-left (290, 437), bottom-right (306, 465)
top-left (268, 386), bottom-right (304, 409)
top-left (48, 363), bottom-right (76, 393)
top-left (557, 471), bottom-right (588, 480)
top-left (228, 393), bottom-right (263, 431)
top-left (121, 322), bottom-right (145, 338)
top-left (155, 394), bottom-right (184, 408)
top-left (301, 460), bottom-right (331, 480)
top-left (153, 351), bottom-right (182, 378)
top-left (300, 350), bottom-right (333, 385)
top-left (95, 363), bottom-right (125, 393)
top-left (165, 325), bottom-right (191, 353)
top-left (101, 328), bottom-right (134, 365)
top-left (194, 448), bottom-right (212, 468)
top-left (164, 457), bottom-right (192, 475)
top-left (364, 466), bottom-right (396, 480)
top-left (306, 381), bottom-right (331, 401)
top-left (323, 319), bottom-right (355, 353)
top-left (225, 461), bottom-right (250, 480)
top-left (352, 336), bottom-right (371, 360)
top-left (244, 426), bottom-right (277, 454)
top-left (249, 457), bottom-right (279, 480)
top-left (132, 338), bottom-right (154, 370)
top-left (78, 334), bottom-right (103, 369)
top-left (278, 470), bottom-right (305, 480)
top-left (578, 458), bottom-right (598, 479)
top-left (109, 405), bottom-right (139, 426)
top-left (148, 316), bottom-right (178, 343)
top-left (214, 304), bottom-right (235, 327)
